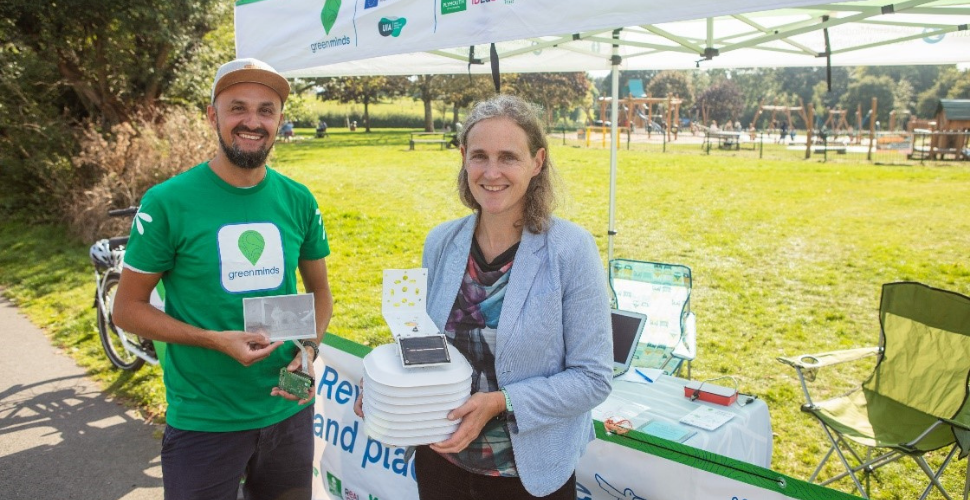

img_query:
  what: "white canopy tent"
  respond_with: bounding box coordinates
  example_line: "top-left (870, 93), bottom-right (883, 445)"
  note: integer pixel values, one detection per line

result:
top-left (237, 0), bottom-right (970, 75)
top-left (236, 0), bottom-right (970, 260)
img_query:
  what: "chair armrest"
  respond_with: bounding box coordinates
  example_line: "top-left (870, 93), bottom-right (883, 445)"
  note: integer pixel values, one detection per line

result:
top-left (672, 312), bottom-right (696, 361)
top-left (777, 346), bottom-right (881, 370)
top-left (941, 417), bottom-right (970, 433)
top-left (777, 346), bottom-right (881, 383)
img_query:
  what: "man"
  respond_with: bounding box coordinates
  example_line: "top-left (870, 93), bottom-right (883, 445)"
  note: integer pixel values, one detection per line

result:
top-left (114, 57), bottom-right (333, 500)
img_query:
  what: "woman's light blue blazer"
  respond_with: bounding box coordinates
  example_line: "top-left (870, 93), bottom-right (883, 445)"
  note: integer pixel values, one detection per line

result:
top-left (422, 214), bottom-right (613, 497)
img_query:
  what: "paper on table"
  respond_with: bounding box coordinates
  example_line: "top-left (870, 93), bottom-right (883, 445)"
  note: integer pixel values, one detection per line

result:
top-left (593, 397), bottom-right (652, 430)
top-left (634, 368), bottom-right (664, 383)
top-left (638, 420), bottom-right (697, 443)
top-left (679, 405), bottom-right (736, 431)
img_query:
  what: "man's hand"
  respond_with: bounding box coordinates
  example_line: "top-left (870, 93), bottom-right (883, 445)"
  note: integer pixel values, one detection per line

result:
top-left (429, 391), bottom-right (505, 454)
top-left (271, 348), bottom-right (316, 404)
top-left (215, 331), bottom-right (282, 366)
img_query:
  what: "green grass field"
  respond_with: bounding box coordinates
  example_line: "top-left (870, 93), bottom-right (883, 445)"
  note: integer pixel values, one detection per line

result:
top-left (2, 128), bottom-right (968, 499)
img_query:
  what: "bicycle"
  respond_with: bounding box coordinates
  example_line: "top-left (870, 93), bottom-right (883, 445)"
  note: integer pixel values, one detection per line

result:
top-left (90, 207), bottom-right (162, 371)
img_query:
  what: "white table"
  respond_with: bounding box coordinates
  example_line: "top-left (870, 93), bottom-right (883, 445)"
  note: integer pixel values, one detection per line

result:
top-left (594, 372), bottom-right (773, 468)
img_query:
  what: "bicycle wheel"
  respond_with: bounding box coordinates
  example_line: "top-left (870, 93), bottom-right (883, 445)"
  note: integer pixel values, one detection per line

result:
top-left (97, 271), bottom-right (145, 371)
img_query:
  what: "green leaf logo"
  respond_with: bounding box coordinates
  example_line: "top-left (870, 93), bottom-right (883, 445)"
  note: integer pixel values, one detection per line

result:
top-left (321, 0), bottom-right (341, 35)
top-left (238, 230), bottom-right (265, 265)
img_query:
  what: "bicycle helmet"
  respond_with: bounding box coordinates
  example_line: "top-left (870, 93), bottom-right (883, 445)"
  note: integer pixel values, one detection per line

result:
top-left (89, 239), bottom-right (115, 271)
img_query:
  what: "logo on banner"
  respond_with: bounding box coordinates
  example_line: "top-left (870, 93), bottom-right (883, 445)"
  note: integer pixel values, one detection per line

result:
top-left (321, 0), bottom-right (342, 35)
top-left (441, 0), bottom-right (466, 15)
top-left (326, 471), bottom-right (342, 496)
top-left (592, 473), bottom-right (646, 499)
top-left (378, 17), bottom-right (407, 37)
top-left (922, 27), bottom-right (945, 44)
top-left (364, 0), bottom-right (379, 8)
top-left (312, 0), bottom-right (352, 55)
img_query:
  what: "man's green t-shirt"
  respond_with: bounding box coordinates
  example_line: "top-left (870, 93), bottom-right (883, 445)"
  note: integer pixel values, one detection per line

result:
top-left (123, 163), bottom-right (330, 432)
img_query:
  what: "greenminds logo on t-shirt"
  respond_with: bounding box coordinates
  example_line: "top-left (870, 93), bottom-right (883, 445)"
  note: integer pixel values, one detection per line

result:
top-left (218, 223), bottom-right (284, 293)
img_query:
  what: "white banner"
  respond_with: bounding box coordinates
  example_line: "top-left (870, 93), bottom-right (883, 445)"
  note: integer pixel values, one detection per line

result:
top-left (311, 336), bottom-right (860, 500)
top-left (235, 0), bottom-right (826, 74)
top-left (236, 0), bottom-right (970, 77)
top-left (312, 340), bottom-right (417, 500)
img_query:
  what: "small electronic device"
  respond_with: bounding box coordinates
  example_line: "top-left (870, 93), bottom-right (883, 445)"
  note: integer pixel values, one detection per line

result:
top-left (399, 334), bottom-right (451, 367)
top-left (278, 340), bottom-right (314, 398)
top-left (279, 368), bottom-right (314, 397)
top-left (611, 310), bottom-right (648, 377)
top-left (684, 380), bottom-right (739, 406)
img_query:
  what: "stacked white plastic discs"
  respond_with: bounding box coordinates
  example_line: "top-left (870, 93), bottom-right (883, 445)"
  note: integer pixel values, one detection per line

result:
top-left (362, 342), bottom-right (472, 446)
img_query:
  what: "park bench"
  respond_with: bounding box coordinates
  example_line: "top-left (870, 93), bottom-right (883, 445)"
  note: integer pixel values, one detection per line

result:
top-left (704, 131), bottom-right (755, 151)
top-left (909, 146), bottom-right (966, 161)
top-left (409, 131), bottom-right (455, 150)
top-left (813, 145), bottom-right (847, 154)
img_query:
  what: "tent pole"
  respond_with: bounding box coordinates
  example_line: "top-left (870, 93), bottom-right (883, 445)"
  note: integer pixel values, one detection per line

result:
top-left (608, 29), bottom-right (621, 264)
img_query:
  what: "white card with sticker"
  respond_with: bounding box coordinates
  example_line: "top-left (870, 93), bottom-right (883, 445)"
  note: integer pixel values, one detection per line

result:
top-left (382, 269), bottom-right (438, 338)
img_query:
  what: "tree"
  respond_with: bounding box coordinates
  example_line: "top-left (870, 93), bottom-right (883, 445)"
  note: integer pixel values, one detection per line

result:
top-left (0, 0), bottom-right (233, 219)
top-left (947, 72), bottom-right (970, 99)
top-left (774, 68), bottom-right (829, 109)
top-left (892, 79), bottom-right (915, 116)
top-left (411, 75), bottom-right (442, 132)
top-left (646, 71), bottom-right (694, 109)
top-left (438, 74), bottom-right (495, 127)
top-left (1, 0), bottom-right (231, 124)
top-left (857, 66), bottom-right (945, 98)
top-left (314, 76), bottom-right (409, 132)
top-left (915, 66), bottom-right (970, 118)
top-left (695, 80), bottom-right (744, 127)
top-left (505, 73), bottom-right (590, 125)
top-left (839, 75), bottom-right (895, 126)
top-left (283, 94), bottom-right (316, 128)
top-left (810, 67), bottom-right (851, 119)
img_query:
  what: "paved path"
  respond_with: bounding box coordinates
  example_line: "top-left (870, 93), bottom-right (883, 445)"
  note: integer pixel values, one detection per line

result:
top-left (0, 291), bottom-right (164, 499)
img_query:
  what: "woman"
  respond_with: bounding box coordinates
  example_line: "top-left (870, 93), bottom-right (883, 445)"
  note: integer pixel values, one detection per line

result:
top-left (416, 94), bottom-right (613, 499)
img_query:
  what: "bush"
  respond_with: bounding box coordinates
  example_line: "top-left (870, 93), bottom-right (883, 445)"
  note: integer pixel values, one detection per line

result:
top-left (64, 107), bottom-right (215, 242)
top-left (312, 112), bottom-right (425, 129)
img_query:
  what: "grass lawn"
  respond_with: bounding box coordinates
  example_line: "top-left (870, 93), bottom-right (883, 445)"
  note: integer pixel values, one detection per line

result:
top-left (2, 128), bottom-right (969, 499)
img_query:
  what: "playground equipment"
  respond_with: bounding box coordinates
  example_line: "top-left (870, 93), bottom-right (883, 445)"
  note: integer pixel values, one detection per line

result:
top-left (596, 95), bottom-right (683, 142)
top-left (752, 99), bottom-right (809, 137)
top-left (821, 109), bottom-right (852, 137)
top-left (909, 99), bottom-right (970, 161)
top-left (888, 109), bottom-right (912, 132)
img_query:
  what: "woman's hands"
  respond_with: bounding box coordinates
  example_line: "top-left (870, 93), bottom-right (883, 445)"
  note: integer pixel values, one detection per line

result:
top-left (430, 390), bottom-right (505, 454)
top-left (353, 378), bottom-right (365, 418)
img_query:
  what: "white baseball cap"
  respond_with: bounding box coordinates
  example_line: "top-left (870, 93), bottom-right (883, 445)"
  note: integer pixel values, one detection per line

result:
top-left (211, 58), bottom-right (290, 105)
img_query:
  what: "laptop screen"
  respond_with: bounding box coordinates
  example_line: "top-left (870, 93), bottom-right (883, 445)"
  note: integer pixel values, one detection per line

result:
top-left (611, 310), bottom-right (647, 376)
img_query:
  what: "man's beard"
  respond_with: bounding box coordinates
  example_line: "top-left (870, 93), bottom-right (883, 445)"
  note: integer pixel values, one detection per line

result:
top-left (217, 123), bottom-right (273, 170)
